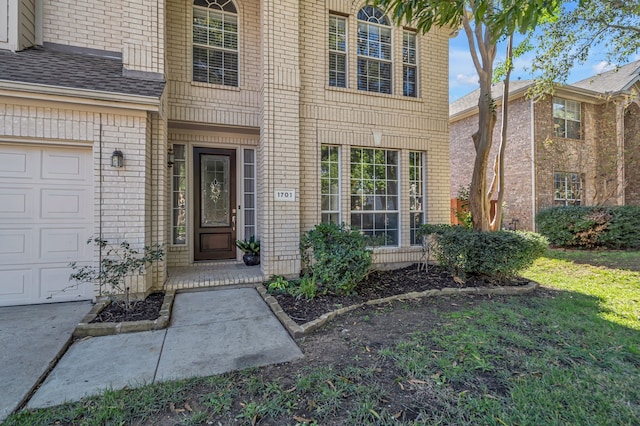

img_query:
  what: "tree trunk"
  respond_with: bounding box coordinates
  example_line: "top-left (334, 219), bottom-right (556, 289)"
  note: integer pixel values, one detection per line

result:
top-left (469, 72), bottom-right (497, 231)
top-left (490, 35), bottom-right (513, 231)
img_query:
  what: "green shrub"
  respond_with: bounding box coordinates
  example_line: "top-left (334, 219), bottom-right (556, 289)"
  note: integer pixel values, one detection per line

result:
top-left (300, 223), bottom-right (372, 295)
top-left (419, 225), bottom-right (548, 281)
top-left (536, 206), bottom-right (640, 249)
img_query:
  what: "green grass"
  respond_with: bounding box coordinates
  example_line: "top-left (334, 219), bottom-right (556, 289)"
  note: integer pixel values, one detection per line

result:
top-left (5, 249), bottom-right (639, 425)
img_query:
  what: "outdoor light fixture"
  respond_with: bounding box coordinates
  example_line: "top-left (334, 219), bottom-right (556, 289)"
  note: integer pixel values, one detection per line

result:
top-left (167, 147), bottom-right (175, 168)
top-left (111, 149), bottom-right (124, 168)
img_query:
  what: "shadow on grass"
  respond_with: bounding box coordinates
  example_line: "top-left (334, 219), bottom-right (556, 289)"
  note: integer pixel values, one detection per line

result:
top-left (544, 248), bottom-right (640, 271)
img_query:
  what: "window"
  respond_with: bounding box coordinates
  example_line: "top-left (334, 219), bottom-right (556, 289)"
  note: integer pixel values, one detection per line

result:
top-left (357, 6), bottom-right (392, 94)
top-left (243, 149), bottom-right (256, 239)
top-left (192, 0), bottom-right (238, 86)
top-left (409, 152), bottom-right (424, 244)
top-left (328, 15), bottom-right (347, 88)
top-left (403, 31), bottom-right (417, 97)
top-left (350, 148), bottom-right (399, 246)
top-left (554, 172), bottom-right (582, 206)
top-left (321, 146), bottom-right (341, 224)
top-left (553, 98), bottom-right (581, 139)
top-left (172, 145), bottom-right (187, 245)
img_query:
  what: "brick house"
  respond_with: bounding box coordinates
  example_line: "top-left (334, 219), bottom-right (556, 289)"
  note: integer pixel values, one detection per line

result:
top-left (450, 62), bottom-right (640, 231)
top-left (0, 0), bottom-right (451, 306)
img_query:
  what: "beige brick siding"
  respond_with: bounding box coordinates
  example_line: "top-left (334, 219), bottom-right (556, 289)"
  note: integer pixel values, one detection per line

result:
top-left (624, 102), bottom-right (640, 205)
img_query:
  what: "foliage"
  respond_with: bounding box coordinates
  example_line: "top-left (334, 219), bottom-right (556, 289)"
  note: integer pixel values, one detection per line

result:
top-left (454, 185), bottom-right (473, 228)
top-left (536, 205), bottom-right (640, 249)
top-left (419, 224), bottom-right (548, 281)
top-left (266, 275), bottom-right (289, 292)
top-left (68, 238), bottom-right (164, 311)
top-left (374, 0), bottom-right (558, 231)
top-left (531, 0), bottom-right (640, 93)
top-left (300, 223), bottom-right (372, 295)
top-left (235, 235), bottom-right (260, 255)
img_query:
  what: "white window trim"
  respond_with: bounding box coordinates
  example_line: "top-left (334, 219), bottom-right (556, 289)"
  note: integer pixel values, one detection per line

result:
top-left (402, 30), bottom-right (418, 98)
top-left (357, 11), bottom-right (393, 95)
top-left (328, 14), bottom-right (348, 88)
top-left (553, 97), bottom-right (582, 139)
top-left (321, 145), bottom-right (342, 224)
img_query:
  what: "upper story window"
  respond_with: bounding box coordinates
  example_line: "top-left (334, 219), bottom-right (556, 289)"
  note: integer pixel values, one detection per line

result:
top-left (403, 31), bottom-right (417, 97)
top-left (357, 7), bottom-right (392, 94)
top-left (328, 15), bottom-right (347, 88)
top-left (553, 97), bottom-right (581, 139)
top-left (192, 0), bottom-right (239, 87)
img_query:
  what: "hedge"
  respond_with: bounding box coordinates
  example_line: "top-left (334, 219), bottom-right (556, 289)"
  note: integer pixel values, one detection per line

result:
top-left (419, 224), bottom-right (548, 281)
top-left (536, 206), bottom-right (640, 249)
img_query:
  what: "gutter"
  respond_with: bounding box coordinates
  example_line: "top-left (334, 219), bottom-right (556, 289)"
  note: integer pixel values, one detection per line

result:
top-left (0, 80), bottom-right (162, 112)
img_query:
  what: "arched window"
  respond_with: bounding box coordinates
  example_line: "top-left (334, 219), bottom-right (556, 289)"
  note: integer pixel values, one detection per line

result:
top-left (357, 6), bottom-right (392, 94)
top-left (192, 0), bottom-right (239, 86)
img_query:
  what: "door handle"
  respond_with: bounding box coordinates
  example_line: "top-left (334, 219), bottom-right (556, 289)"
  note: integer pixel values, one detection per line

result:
top-left (232, 215), bottom-right (236, 231)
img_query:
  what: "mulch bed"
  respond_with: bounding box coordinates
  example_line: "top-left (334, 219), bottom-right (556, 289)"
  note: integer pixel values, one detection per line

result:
top-left (271, 264), bottom-right (530, 324)
top-left (90, 292), bottom-right (165, 323)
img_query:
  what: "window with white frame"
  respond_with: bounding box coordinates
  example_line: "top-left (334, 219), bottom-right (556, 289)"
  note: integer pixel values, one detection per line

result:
top-left (243, 149), bottom-right (256, 239)
top-left (328, 15), bottom-right (347, 88)
top-left (403, 31), bottom-right (417, 97)
top-left (172, 145), bottom-right (187, 245)
top-left (357, 6), bottom-right (392, 94)
top-left (554, 172), bottom-right (582, 206)
top-left (192, 0), bottom-right (239, 86)
top-left (350, 148), bottom-right (399, 246)
top-left (553, 97), bottom-right (581, 139)
top-left (321, 145), bottom-right (340, 224)
top-left (409, 152), bottom-right (424, 244)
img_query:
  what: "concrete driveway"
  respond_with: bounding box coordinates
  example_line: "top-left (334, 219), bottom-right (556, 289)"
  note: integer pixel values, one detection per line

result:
top-left (0, 300), bottom-right (91, 422)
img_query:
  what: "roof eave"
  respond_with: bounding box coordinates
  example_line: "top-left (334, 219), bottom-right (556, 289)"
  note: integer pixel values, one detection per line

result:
top-left (0, 80), bottom-right (162, 112)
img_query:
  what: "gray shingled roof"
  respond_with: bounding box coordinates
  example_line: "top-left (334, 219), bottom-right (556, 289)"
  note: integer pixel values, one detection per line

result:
top-left (450, 79), bottom-right (534, 117)
top-left (0, 46), bottom-right (165, 98)
top-left (571, 60), bottom-right (640, 94)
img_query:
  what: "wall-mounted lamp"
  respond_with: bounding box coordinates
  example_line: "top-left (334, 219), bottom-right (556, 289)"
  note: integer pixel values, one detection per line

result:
top-left (111, 149), bottom-right (124, 168)
top-left (167, 147), bottom-right (175, 168)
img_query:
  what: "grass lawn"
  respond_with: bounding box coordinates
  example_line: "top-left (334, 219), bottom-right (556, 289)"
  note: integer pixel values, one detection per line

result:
top-left (5, 249), bottom-right (639, 425)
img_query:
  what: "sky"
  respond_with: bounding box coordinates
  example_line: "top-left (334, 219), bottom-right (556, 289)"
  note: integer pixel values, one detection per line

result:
top-left (448, 32), bottom-right (640, 102)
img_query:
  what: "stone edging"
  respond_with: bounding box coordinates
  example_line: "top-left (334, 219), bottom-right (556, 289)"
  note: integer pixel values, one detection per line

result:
top-left (257, 282), bottom-right (539, 339)
top-left (73, 290), bottom-right (176, 338)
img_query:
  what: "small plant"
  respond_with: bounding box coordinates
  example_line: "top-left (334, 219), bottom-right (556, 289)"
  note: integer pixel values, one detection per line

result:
top-left (300, 222), bottom-right (372, 295)
top-left (235, 235), bottom-right (260, 255)
top-left (453, 185), bottom-right (473, 228)
top-left (292, 274), bottom-right (317, 300)
top-left (68, 237), bottom-right (164, 311)
top-left (267, 275), bottom-right (290, 293)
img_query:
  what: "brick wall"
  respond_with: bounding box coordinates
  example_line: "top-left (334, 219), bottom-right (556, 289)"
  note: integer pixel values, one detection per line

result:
top-left (624, 102), bottom-right (640, 205)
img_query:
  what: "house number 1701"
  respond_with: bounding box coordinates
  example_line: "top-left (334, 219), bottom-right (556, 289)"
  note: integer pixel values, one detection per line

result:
top-left (274, 190), bottom-right (295, 201)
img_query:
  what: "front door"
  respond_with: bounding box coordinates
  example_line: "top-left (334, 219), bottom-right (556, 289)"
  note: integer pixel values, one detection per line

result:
top-left (194, 147), bottom-right (237, 261)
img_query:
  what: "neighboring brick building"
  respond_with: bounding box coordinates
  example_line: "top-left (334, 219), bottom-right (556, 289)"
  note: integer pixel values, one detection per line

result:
top-left (0, 0), bottom-right (451, 306)
top-left (450, 62), bottom-right (640, 231)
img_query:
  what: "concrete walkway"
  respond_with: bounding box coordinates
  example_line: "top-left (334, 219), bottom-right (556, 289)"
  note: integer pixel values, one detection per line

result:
top-left (1, 288), bottom-right (302, 419)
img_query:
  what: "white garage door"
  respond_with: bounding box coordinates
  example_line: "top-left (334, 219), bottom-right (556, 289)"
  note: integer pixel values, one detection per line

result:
top-left (0, 144), bottom-right (94, 306)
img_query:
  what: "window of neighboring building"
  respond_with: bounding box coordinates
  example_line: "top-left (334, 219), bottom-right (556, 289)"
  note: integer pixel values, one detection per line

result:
top-left (321, 145), bottom-right (341, 224)
top-left (553, 97), bottom-right (581, 139)
top-left (409, 151), bottom-right (424, 244)
top-left (554, 172), bottom-right (582, 206)
top-left (328, 15), bottom-right (347, 88)
top-left (403, 31), bottom-right (417, 97)
top-left (172, 145), bottom-right (187, 245)
top-left (357, 6), bottom-right (392, 94)
top-left (350, 148), bottom-right (399, 246)
top-left (192, 0), bottom-right (239, 86)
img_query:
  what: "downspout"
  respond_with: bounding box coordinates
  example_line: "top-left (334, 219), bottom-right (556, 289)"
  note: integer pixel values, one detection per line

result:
top-left (99, 113), bottom-right (103, 296)
top-left (530, 99), bottom-right (536, 231)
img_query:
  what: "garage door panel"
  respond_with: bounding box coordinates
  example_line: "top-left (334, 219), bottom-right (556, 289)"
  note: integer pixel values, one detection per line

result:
top-left (0, 269), bottom-right (34, 306)
top-left (0, 228), bottom-right (32, 262)
top-left (42, 151), bottom-right (91, 181)
top-left (0, 145), bottom-right (94, 306)
top-left (41, 189), bottom-right (90, 219)
top-left (0, 187), bottom-right (34, 219)
top-left (40, 266), bottom-right (91, 302)
top-left (0, 148), bottom-right (36, 179)
top-left (40, 227), bottom-right (91, 261)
